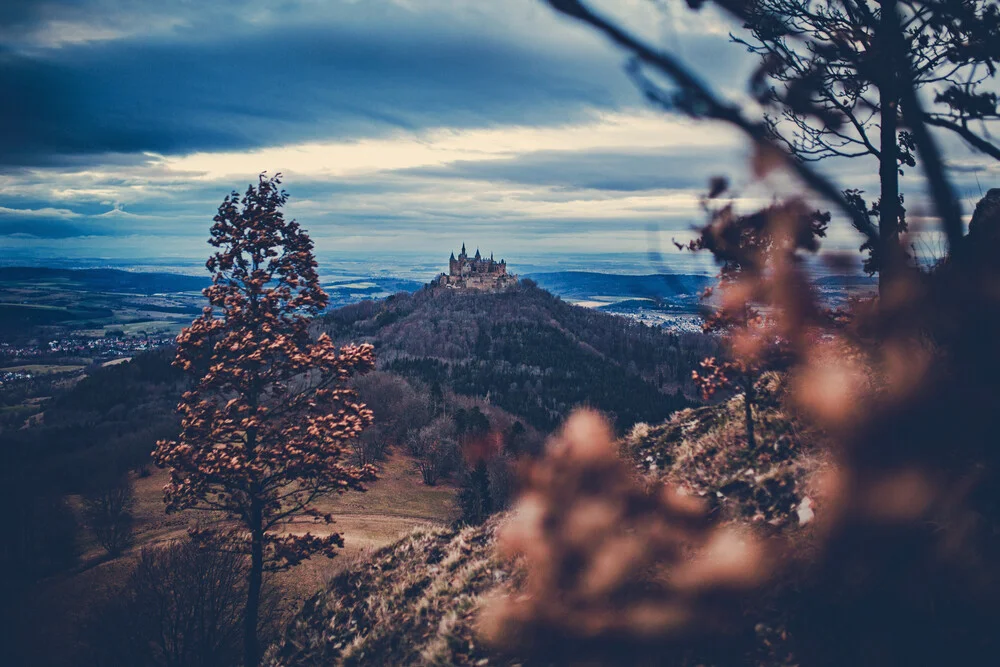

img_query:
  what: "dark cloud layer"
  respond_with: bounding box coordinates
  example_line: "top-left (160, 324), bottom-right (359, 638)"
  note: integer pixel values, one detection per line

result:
top-left (7, 0), bottom-right (957, 265)
top-left (0, 216), bottom-right (91, 238)
top-left (0, 0), bottom-right (77, 27)
top-left (1, 16), bottom-right (636, 167)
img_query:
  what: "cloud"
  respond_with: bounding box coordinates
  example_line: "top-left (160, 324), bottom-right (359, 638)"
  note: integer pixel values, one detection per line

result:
top-left (4, 0), bottom-right (993, 269)
top-left (0, 110), bottom-right (743, 236)
top-left (0, 0), bottom-right (759, 168)
top-left (399, 147), bottom-right (745, 192)
top-left (0, 205), bottom-right (89, 238)
top-left (0, 3), bottom-right (648, 167)
top-left (157, 111), bottom-right (739, 180)
top-left (0, 204), bottom-right (81, 219)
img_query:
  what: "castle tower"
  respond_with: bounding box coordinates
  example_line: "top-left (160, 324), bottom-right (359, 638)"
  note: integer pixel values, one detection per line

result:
top-left (442, 245), bottom-right (516, 289)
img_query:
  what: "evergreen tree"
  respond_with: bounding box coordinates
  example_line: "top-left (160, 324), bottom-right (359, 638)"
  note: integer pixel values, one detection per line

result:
top-left (458, 460), bottom-right (494, 525)
top-left (153, 174), bottom-right (376, 667)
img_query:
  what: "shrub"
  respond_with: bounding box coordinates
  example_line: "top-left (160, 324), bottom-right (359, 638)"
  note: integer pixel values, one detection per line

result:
top-left (83, 476), bottom-right (136, 557)
top-left (408, 416), bottom-right (461, 486)
top-left (458, 460), bottom-right (495, 525)
top-left (86, 540), bottom-right (282, 667)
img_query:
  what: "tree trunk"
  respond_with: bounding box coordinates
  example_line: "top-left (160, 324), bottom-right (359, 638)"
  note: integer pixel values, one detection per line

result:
top-left (244, 502), bottom-right (263, 667)
top-left (744, 373), bottom-right (756, 450)
top-left (878, 0), bottom-right (901, 297)
top-left (245, 375), bottom-right (263, 667)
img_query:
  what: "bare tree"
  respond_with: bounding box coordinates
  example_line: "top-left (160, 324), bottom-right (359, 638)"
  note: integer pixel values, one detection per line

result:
top-left (732, 0), bottom-right (1000, 283)
top-left (408, 416), bottom-right (460, 486)
top-left (353, 371), bottom-right (432, 444)
top-left (82, 476), bottom-right (136, 557)
top-left (87, 540), bottom-right (282, 667)
top-left (543, 0), bottom-right (984, 270)
top-left (351, 425), bottom-right (390, 467)
top-left (478, 3), bottom-right (1000, 664)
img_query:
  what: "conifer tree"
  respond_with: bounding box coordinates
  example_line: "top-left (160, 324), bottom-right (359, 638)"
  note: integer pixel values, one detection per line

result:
top-left (153, 173), bottom-right (376, 667)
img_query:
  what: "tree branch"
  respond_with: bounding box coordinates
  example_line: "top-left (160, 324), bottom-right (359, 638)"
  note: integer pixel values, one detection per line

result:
top-left (924, 115), bottom-right (1000, 160)
top-left (544, 0), bottom-right (880, 243)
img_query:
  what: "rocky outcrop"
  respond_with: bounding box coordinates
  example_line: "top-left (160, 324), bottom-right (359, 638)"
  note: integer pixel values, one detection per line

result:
top-left (624, 374), bottom-right (822, 527)
top-left (968, 188), bottom-right (1000, 243)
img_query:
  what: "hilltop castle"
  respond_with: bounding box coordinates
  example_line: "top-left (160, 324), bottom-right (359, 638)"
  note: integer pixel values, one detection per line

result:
top-left (436, 243), bottom-right (518, 291)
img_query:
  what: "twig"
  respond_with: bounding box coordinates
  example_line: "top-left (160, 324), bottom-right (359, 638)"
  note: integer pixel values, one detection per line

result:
top-left (544, 0), bottom-right (881, 243)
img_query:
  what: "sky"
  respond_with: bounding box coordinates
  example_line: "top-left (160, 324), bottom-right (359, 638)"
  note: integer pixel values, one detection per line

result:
top-left (1, 0), bottom-right (998, 277)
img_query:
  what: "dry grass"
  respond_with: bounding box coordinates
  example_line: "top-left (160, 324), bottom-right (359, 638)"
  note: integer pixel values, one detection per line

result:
top-left (260, 382), bottom-right (843, 667)
top-left (280, 454), bottom-right (459, 600)
top-left (26, 452), bottom-right (458, 667)
top-left (625, 374), bottom-right (830, 527)
top-left (266, 518), bottom-right (514, 667)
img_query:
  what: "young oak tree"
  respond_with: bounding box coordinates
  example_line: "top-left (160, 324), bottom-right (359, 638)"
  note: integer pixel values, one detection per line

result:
top-left (153, 173), bottom-right (376, 667)
top-left (686, 185), bottom-right (827, 448)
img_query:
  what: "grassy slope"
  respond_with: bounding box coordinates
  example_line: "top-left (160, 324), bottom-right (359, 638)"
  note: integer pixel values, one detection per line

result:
top-left (24, 454), bottom-right (458, 667)
top-left (625, 374), bottom-right (829, 526)
top-left (267, 519), bottom-right (510, 667)
top-left (268, 379), bottom-right (826, 666)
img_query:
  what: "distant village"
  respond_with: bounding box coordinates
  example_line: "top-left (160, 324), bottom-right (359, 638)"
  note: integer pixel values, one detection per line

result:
top-left (0, 334), bottom-right (174, 386)
top-left (1, 334), bottom-right (173, 363)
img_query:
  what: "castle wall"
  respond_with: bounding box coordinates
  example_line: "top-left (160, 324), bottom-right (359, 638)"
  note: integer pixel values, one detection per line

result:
top-left (438, 245), bottom-right (517, 291)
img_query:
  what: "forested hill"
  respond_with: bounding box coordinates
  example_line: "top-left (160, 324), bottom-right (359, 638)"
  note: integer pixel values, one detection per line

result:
top-left (318, 282), bottom-right (712, 432)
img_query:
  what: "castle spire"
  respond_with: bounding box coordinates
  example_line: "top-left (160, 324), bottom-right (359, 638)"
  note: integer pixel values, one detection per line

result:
top-left (475, 247), bottom-right (481, 260)
top-left (461, 242), bottom-right (466, 256)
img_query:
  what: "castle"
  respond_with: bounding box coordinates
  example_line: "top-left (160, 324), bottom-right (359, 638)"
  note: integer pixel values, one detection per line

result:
top-left (436, 243), bottom-right (518, 291)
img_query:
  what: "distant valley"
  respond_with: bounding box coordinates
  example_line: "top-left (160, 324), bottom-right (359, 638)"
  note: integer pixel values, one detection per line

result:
top-left (524, 271), bottom-right (713, 332)
top-left (0, 276), bottom-right (711, 666)
top-left (0, 266), bottom-right (715, 348)
top-left (0, 265), bottom-right (876, 379)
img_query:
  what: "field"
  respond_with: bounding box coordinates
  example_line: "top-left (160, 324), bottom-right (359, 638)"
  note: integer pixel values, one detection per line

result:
top-left (0, 267), bottom-right (208, 342)
top-left (25, 452), bottom-right (457, 667)
top-left (0, 364), bottom-right (87, 374)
